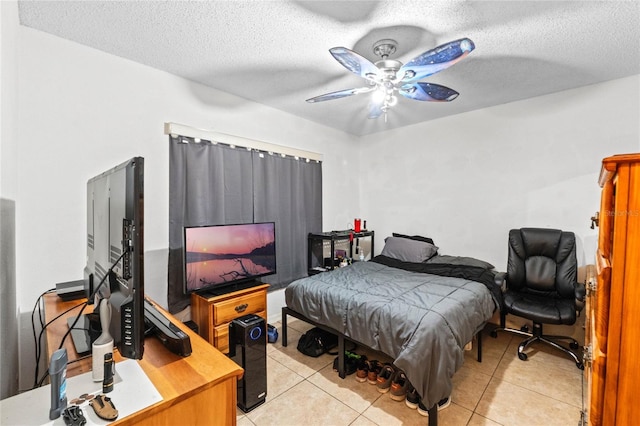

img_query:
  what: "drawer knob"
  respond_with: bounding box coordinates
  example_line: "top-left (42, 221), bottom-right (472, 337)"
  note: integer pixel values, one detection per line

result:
top-left (235, 303), bottom-right (248, 313)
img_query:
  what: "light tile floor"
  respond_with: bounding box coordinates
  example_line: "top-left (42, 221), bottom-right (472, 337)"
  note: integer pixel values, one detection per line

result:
top-left (237, 318), bottom-right (584, 426)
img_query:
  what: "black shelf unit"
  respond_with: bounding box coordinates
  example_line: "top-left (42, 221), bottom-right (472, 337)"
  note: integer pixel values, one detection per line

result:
top-left (307, 230), bottom-right (375, 275)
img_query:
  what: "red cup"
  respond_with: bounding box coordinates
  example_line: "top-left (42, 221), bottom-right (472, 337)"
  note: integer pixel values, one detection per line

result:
top-left (354, 218), bottom-right (361, 233)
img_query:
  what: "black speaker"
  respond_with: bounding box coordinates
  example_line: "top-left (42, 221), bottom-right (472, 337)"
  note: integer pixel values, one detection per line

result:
top-left (229, 314), bottom-right (267, 412)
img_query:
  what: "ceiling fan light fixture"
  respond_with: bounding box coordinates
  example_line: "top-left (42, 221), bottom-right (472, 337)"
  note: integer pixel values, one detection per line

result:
top-left (371, 87), bottom-right (386, 104)
top-left (308, 37), bottom-right (475, 119)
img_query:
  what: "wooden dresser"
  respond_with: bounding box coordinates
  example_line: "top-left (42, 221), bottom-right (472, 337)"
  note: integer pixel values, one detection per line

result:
top-left (585, 153), bottom-right (640, 425)
top-left (191, 283), bottom-right (269, 354)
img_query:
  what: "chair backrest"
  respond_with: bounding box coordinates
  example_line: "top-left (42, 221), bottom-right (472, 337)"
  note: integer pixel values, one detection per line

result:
top-left (507, 228), bottom-right (577, 298)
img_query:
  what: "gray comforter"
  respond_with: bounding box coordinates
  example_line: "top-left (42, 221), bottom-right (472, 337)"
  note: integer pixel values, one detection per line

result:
top-left (285, 258), bottom-right (496, 408)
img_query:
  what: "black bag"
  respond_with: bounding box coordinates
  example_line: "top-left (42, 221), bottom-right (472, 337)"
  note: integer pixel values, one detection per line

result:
top-left (297, 327), bottom-right (338, 357)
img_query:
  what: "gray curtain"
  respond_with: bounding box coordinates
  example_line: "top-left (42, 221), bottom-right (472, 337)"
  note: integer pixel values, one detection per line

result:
top-left (253, 153), bottom-right (323, 286)
top-left (167, 135), bottom-right (322, 312)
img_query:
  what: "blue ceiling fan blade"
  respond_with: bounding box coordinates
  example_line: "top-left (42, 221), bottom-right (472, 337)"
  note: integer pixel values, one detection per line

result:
top-left (329, 47), bottom-right (382, 82)
top-left (306, 87), bottom-right (374, 103)
top-left (398, 38), bottom-right (475, 83)
top-left (400, 82), bottom-right (459, 102)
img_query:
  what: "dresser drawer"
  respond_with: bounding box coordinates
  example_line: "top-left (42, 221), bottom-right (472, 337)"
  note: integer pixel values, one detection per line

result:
top-left (214, 292), bottom-right (266, 326)
top-left (214, 323), bottom-right (231, 354)
top-left (191, 283), bottom-right (269, 351)
top-left (214, 310), bottom-right (267, 354)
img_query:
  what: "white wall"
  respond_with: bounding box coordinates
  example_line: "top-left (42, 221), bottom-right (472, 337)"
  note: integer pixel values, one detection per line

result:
top-left (16, 25), bottom-right (360, 311)
top-left (0, 0), bottom-right (20, 399)
top-left (13, 25), bottom-right (361, 389)
top-left (360, 75), bottom-right (640, 270)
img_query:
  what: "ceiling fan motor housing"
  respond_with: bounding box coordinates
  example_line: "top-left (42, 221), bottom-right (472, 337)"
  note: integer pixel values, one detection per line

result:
top-left (375, 59), bottom-right (402, 72)
top-left (372, 39), bottom-right (398, 59)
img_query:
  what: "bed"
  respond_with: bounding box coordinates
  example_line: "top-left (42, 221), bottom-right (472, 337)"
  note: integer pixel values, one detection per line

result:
top-left (282, 235), bottom-right (501, 424)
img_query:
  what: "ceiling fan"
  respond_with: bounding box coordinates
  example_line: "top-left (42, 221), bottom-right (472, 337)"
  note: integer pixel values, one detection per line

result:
top-left (306, 38), bottom-right (475, 120)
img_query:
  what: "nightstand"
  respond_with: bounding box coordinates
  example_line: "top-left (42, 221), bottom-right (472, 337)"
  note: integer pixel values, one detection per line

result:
top-left (191, 283), bottom-right (269, 354)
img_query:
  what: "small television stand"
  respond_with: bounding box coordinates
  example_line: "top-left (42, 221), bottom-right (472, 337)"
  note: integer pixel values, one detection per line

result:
top-left (191, 283), bottom-right (269, 354)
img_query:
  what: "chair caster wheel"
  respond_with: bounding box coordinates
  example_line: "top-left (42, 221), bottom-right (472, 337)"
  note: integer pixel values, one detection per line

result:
top-left (518, 352), bottom-right (527, 361)
top-left (520, 325), bottom-right (529, 333)
top-left (577, 362), bottom-right (584, 370)
top-left (490, 330), bottom-right (498, 338)
top-left (570, 341), bottom-right (579, 350)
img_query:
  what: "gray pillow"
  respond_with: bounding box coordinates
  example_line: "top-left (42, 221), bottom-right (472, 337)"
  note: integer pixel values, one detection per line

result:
top-left (392, 232), bottom-right (435, 246)
top-left (426, 255), bottom-right (495, 270)
top-left (381, 236), bottom-right (439, 263)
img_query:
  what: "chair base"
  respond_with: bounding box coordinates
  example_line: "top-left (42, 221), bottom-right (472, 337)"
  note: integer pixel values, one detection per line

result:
top-left (491, 322), bottom-right (584, 370)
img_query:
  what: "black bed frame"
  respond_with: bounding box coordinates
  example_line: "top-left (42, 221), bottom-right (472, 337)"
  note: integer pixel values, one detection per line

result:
top-left (282, 306), bottom-right (483, 426)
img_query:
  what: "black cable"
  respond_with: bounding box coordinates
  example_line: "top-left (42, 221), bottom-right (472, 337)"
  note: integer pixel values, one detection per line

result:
top-left (33, 295), bottom-right (106, 388)
top-left (57, 250), bottom-right (128, 351)
top-left (56, 302), bottom-right (89, 352)
top-left (68, 354), bottom-right (92, 365)
top-left (31, 288), bottom-right (55, 388)
top-left (31, 290), bottom-right (45, 387)
top-left (32, 301), bottom-right (85, 390)
top-left (38, 290), bottom-right (49, 329)
top-left (35, 350), bottom-right (90, 387)
top-left (35, 353), bottom-right (95, 388)
top-left (36, 370), bottom-right (50, 387)
top-left (34, 250), bottom-right (129, 388)
top-left (35, 292), bottom-right (50, 386)
top-left (39, 301), bottom-right (86, 348)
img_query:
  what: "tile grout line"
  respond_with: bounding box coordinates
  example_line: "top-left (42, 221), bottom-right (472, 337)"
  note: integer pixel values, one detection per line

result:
top-left (492, 337), bottom-right (584, 409)
top-left (467, 330), bottom-right (513, 423)
top-left (303, 374), bottom-right (364, 425)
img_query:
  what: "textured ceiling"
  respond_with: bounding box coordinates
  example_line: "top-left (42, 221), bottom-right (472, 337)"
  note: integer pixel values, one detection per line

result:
top-left (17, 1), bottom-right (640, 136)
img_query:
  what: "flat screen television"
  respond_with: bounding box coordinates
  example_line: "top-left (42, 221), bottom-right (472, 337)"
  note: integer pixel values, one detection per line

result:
top-left (82, 157), bottom-right (145, 360)
top-left (183, 222), bottom-right (276, 294)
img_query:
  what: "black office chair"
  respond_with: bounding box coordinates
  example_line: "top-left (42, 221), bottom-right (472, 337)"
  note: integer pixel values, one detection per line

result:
top-left (491, 228), bottom-right (586, 369)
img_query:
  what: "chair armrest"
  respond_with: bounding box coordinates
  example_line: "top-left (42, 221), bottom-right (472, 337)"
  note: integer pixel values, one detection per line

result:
top-left (493, 271), bottom-right (507, 293)
top-left (575, 282), bottom-right (586, 312)
top-left (490, 271), bottom-right (507, 312)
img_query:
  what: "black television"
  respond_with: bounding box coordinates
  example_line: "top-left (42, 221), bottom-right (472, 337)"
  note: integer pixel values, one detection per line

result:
top-left (83, 157), bottom-right (145, 360)
top-left (183, 222), bottom-right (276, 294)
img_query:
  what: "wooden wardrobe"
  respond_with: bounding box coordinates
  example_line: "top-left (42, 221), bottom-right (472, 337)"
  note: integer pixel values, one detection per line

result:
top-left (586, 153), bottom-right (640, 425)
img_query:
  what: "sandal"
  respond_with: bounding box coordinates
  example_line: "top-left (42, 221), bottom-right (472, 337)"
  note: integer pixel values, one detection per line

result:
top-left (89, 394), bottom-right (118, 421)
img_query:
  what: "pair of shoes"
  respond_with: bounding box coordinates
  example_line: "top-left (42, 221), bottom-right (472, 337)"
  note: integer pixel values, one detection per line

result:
top-left (389, 370), bottom-right (410, 401)
top-left (365, 360), bottom-right (382, 384)
top-left (417, 396), bottom-right (451, 417)
top-left (332, 351), bottom-right (363, 376)
top-left (355, 356), bottom-right (370, 382)
top-left (405, 384), bottom-right (419, 409)
top-left (376, 363), bottom-right (397, 393)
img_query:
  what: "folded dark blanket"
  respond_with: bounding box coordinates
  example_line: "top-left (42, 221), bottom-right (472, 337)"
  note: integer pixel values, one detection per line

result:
top-left (372, 254), bottom-right (502, 308)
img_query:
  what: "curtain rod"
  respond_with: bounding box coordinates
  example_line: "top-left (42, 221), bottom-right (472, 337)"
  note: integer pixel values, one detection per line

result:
top-left (164, 122), bottom-right (323, 162)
